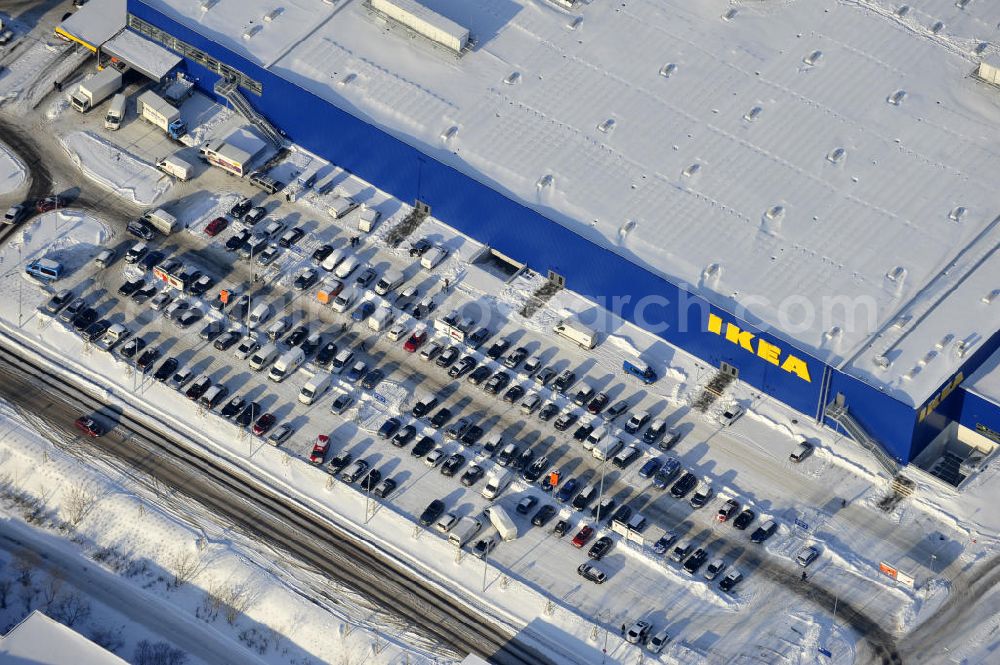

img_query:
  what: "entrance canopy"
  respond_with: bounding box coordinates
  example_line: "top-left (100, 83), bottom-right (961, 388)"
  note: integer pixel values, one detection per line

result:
top-left (102, 29), bottom-right (181, 81)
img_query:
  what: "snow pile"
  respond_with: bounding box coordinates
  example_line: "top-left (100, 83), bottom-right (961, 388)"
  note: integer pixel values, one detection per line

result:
top-left (6, 210), bottom-right (110, 276)
top-left (0, 141), bottom-right (26, 196)
top-left (59, 131), bottom-right (171, 206)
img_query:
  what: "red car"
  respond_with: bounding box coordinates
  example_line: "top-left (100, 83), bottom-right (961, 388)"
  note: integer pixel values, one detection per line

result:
top-left (310, 434), bottom-right (330, 464)
top-left (252, 413), bottom-right (276, 436)
top-left (205, 216), bottom-right (229, 237)
top-left (571, 525), bottom-right (595, 548)
top-left (717, 499), bottom-right (740, 523)
top-left (74, 416), bottom-right (105, 437)
top-left (403, 330), bottom-right (427, 353)
top-left (36, 196), bottom-right (67, 213)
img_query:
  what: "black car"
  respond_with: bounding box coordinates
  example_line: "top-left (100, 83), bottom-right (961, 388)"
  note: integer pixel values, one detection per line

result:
top-left (312, 244), bottom-right (334, 262)
top-left (460, 425), bottom-right (484, 446)
top-left (354, 267), bottom-right (378, 288)
top-left (377, 418), bottom-right (401, 439)
top-left (552, 370), bottom-right (577, 393)
top-left (410, 436), bottom-right (435, 458)
top-left (153, 357), bottom-right (179, 382)
top-left (733, 509), bottom-right (756, 530)
top-left (538, 403), bottom-right (559, 422)
top-left (131, 285), bottom-right (157, 304)
top-left (300, 334), bottom-right (322, 357)
top-left (588, 536), bottom-right (614, 561)
top-left (187, 275), bottom-right (214, 297)
top-left (503, 347), bottom-right (529, 369)
top-left (327, 451), bottom-right (352, 475)
top-left (408, 237), bottom-right (432, 257)
top-left (486, 339), bottom-right (511, 360)
top-left (293, 269), bottom-right (318, 291)
top-left (419, 499), bottom-right (445, 526)
top-left (119, 337), bottom-right (146, 360)
top-left (502, 385), bottom-right (525, 404)
top-left (316, 341), bottom-right (339, 368)
top-left (225, 229), bottom-right (251, 252)
top-left (136, 347), bottom-right (161, 372)
top-left (484, 372), bottom-right (511, 395)
top-left (278, 227), bottom-right (305, 248)
top-left (213, 331), bottom-right (240, 351)
top-left (139, 250), bottom-right (165, 272)
top-left (516, 496), bottom-right (539, 515)
top-left (429, 407), bottom-right (452, 428)
top-left (230, 198), bottom-right (253, 218)
top-left (220, 395), bottom-right (247, 419)
top-left (461, 465), bottom-right (485, 487)
top-left (573, 423), bottom-right (595, 442)
top-left (719, 570), bottom-right (743, 593)
top-left (127, 220), bottom-right (154, 240)
top-left (81, 320), bottom-right (110, 342)
top-left (117, 278), bottom-right (144, 297)
top-left (605, 400), bottom-right (630, 420)
top-left (467, 328), bottom-right (490, 349)
top-left (448, 356), bottom-right (476, 378)
top-left (440, 453), bottom-right (466, 477)
top-left (531, 504), bottom-right (557, 527)
top-left (199, 321), bottom-right (226, 342)
top-left (71, 307), bottom-right (98, 331)
top-left (587, 392), bottom-right (610, 414)
top-left (521, 456), bottom-right (549, 483)
top-left (236, 402), bottom-right (262, 428)
top-left (750, 521), bottom-right (778, 544)
top-left (553, 411), bottom-right (578, 432)
top-left (361, 368), bottom-right (384, 390)
top-left (670, 472), bottom-right (698, 498)
top-left (244, 206), bottom-right (266, 225)
top-left (467, 365), bottom-right (491, 386)
top-left (286, 326), bottom-right (309, 347)
top-left (435, 346), bottom-right (460, 368)
top-left (360, 468), bottom-right (382, 492)
top-left (392, 425), bottom-right (417, 447)
top-left (683, 548), bottom-right (709, 574)
top-left (373, 478), bottom-right (397, 499)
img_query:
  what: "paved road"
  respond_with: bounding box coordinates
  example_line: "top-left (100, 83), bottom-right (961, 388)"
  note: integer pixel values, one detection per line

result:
top-left (0, 519), bottom-right (268, 665)
top-left (0, 340), bottom-right (561, 665)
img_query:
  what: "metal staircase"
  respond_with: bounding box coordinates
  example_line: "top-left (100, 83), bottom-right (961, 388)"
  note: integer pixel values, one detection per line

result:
top-left (826, 401), bottom-right (900, 476)
top-left (213, 78), bottom-right (283, 148)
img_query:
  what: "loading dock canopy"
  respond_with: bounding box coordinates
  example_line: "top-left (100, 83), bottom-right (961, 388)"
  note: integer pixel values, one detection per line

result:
top-left (102, 29), bottom-right (181, 81)
top-left (55, 0), bottom-right (125, 52)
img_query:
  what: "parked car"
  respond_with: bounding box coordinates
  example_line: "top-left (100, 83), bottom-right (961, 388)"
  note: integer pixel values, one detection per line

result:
top-left (577, 563), bottom-right (607, 584)
top-left (733, 508), bottom-right (756, 530)
top-left (460, 465), bottom-right (485, 487)
top-left (717, 499), bottom-right (740, 522)
top-left (796, 546), bottom-right (820, 567)
top-left (74, 416), bottom-right (105, 437)
top-left (588, 536), bottom-right (614, 560)
top-left (531, 504), bottom-right (557, 527)
top-left (704, 559), bottom-right (726, 581)
top-left (719, 404), bottom-right (745, 426)
top-left (651, 532), bottom-right (677, 556)
top-left (309, 435), bottom-right (330, 464)
top-left (625, 621), bottom-right (652, 645)
top-left (683, 548), bottom-right (708, 574)
top-left (750, 520), bottom-right (778, 544)
top-left (516, 496), bottom-right (539, 515)
top-left (670, 472), bottom-right (698, 498)
top-left (719, 570), bottom-right (744, 592)
top-left (419, 499), bottom-right (445, 526)
top-left (571, 525), bottom-right (594, 548)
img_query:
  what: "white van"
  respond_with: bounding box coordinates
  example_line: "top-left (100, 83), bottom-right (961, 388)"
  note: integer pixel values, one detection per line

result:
top-left (334, 255), bottom-right (360, 279)
top-left (584, 426), bottom-right (608, 452)
top-left (248, 303), bottom-right (274, 328)
top-left (482, 468), bottom-right (514, 500)
top-left (367, 305), bottom-right (395, 332)
top-left (553, 319), bottom-right (598, 350)
top-left (448, 517), bottom-right (482, 547)
top-left (592, 437), bottom-right (623, 461)
top-left (331, 289), bottom-right (355, 313)
top-left (320, 247), bottom-right (350, 273)
top-left (248, 343), bottom-right (280, 371)
top-left (330, 348), bottom-right (354, 373)
top-left (299, 372), bottom-right (332, 405)
top-left (269, 347), bottom-right (305, 382)
top-left (374, 268), bottom-right (405, 296)
top-left (420, 246), bottom-right (448, 270)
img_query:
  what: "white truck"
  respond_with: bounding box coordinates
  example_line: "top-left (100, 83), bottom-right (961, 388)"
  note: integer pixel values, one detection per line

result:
top-left (141, 208), bottom-right (179, 235)
top-left (157, 154), bottom-right (194, 181)
top-left (328, 196), bottom-right (359, 219)
top-left (553, 319), bottom-right (598, 350)
top-left (481, 468), bottom-right (515, 500)
top-left (136, 90), bottom-right (187, 140)
top-left (485, 505), bottom-right (518, 542)
top-left (104, 93), bottom-right (126, 130)
top-left (447, 517), bottom-right (482, 547)
top-left (70, 68), bottom-right (122, 113)
top-left (357, 206), bottom-right (381, 232)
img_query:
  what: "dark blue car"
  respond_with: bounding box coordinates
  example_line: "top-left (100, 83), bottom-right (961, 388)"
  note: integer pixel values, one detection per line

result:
top-left (638, 457), bottom-right (663, 479)
top-left (351, 301), bottom-right (376, 322)
top-left (555, 477), bottom-right (580, 503)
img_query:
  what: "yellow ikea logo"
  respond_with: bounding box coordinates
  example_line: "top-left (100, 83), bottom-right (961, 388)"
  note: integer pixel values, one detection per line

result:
top-left (917, 371), bottom-right (963, 423)
top-left (707, 313), bottom-right (812, 382)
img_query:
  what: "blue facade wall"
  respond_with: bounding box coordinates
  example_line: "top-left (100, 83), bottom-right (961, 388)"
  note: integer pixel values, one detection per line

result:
top-left (959, 391), bottom-right (1000, 445)
top-left (129, 0), bottom-right (944, 461)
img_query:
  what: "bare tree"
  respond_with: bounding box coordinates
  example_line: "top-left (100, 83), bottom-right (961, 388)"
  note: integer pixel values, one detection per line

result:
top-left (89, 625), bottom-right (126, 653)
top-left (223, 580), bottom-right (256, 625)
top-left (169, 549), bottom-right (206, 589)
top-left (51, 591), bottom-right (90, 627)
top-left (13, 551), bottom-right (39, 587)
top-left (63, 481), bottom-right (103, 527)
top-left (133, 640), bottom-right (188, 665)
top-left (40, 569), bottom-right (64, 609)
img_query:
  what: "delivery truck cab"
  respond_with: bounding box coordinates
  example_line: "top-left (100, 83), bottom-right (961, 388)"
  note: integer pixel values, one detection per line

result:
top-left (299, 372), bottom-right (332, 405)
top-left (104, 93), bottom-right (126, 130)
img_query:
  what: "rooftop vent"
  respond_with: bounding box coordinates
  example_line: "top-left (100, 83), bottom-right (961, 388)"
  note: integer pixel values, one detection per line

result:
top-left (598, 118), bottom-right (616, 134)
top-left (887, 90), bottom-right (907, 105)
top-left (954, 338), bottom-right (974, 358)
top-left (723, 8), bottom-right (738, 21)
top-left (949, 206), bottom-right (967, 222)
top-left (682, 162), bottom-right (701, 178)
top-left (824, 326), bottom-right (843, 342)
top-left (827, 147), bottom-right (846, 164)
top-left (537, 174), bottom-right (554, 189)
top-left (243, 25), bottom-right (262, 40)
top-left (936, 334), bottom-right (955, 349)
top-left (200, 0), bottom-right (219, 10)
top-left (873, 354), bottom-right (891, 369)
top-left (370, 0), bottom-right (470, 54)
top-left (896, 5), bottom-right (910, 18)
top-left (918, 350), bottom-right (938, 366)
top-left (803, 50), bottom-right (823, 66)
top-left (956, 0), bottom-right (971, 9)
top-left (549, 0), bottom-right (577, 9)
top-left (337, 73), bottom-right (356, 86)
top-left (441, 125), bottom-right (458, 141)
top-left (982, 289), bottom-right (999, 304)
top-left (619, 219), bottom-right (637, 240)
top-left (931, 21), bottom-right (944, 35)
top-left (263, 7), bottom-right (283, 22)
top-left (660, 63), bottom-right (678, 78)
top-left (886, 266), bottom-right (907, 283)
top-left (702, 263), bottom-right (722, 282)
top-left (504, 71), bottom-right (521, 85)
top-left (569, 16), bottom-right (583, 30)
top-left (743, 106), bottom-right (763, 122)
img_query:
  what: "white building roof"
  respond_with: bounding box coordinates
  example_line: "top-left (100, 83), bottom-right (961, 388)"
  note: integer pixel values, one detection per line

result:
top-left (142, 0), bottom-right (1000, 404)
top-left (965, 348), bottom-right (1000, 408)
top-left (0, 611), bottom-right (127, 665)
top-left (58, 0), bottom-right (126, 48)
top-left (103, 28), bottom-right (182, 80)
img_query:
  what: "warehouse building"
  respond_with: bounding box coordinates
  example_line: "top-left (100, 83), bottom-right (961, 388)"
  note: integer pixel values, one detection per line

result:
top-left (114, 0), bottom-right (1000, 478)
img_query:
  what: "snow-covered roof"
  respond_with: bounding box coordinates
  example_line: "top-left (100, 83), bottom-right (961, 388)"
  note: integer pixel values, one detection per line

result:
top-left (58, 0), bottom-right (126, 49)
top-left (103, 28), bottom-right (181, 80)
top-left (141, 0), bottom-right (1000, 404)
top-left (965, 347), bottom-right (1000, 408)
top-left (0, 611), bottom-right (128, 665)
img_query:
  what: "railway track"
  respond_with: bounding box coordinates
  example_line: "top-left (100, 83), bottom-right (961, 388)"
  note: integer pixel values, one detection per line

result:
top-left (0, 339), bottom-right (559, 665)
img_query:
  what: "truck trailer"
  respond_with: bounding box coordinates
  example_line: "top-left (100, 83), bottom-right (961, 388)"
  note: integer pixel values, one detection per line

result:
top-left (136, 91), bottom-right (187, 140)
top-left (70, 68), bottom-right (122, 113)
top-left (485, 505), bottom-right (518, 542)
top-left (156, 154), bottom-right (194, 181)
top-left (142, 208), bottom-right (179, 235)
